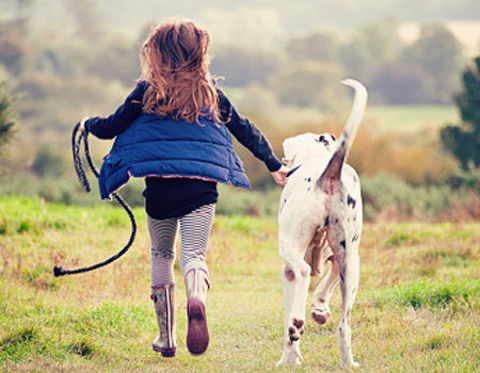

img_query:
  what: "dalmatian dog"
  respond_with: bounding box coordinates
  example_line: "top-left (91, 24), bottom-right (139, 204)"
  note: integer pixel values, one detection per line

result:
top-left (276, 79), bottom-right (368, 368)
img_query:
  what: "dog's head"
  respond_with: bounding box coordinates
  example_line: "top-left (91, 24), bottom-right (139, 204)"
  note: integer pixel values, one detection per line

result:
top-left (282, 132), bottom-right (337, 168)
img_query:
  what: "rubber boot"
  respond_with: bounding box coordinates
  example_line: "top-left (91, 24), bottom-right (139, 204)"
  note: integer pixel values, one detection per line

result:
top-left (185, 268), bottom-right (210, 355)
top-left (151, 284), bottom-right (176, 357)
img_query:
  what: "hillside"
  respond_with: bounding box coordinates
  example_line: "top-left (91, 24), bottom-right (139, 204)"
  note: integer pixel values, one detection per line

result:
top-left (5, 0), bottom-right (480, 47)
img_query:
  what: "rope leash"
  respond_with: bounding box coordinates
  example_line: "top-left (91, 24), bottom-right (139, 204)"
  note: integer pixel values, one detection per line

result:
top-left (53, 122), bottom-right (137, 277)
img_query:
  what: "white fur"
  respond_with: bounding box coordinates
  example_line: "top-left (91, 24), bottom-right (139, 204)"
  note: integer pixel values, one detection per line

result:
top-left (276, 80), bottom-right (367, 368)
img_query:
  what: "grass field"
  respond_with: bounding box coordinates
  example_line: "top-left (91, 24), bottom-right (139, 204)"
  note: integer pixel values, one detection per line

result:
top-left (1, 197), bottom-right (479, 372)
top-left (367, 105), bottom-right (460, 133)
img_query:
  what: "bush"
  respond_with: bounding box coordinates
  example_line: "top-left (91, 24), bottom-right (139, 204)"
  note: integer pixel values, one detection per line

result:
top-left (447, 166), bottom-right (480, 193)
top-left (0, 81), bottom-right (17, 155)
top-left (216, 184), bottom-right (282, 217)
top-left (31, 145), bottom-right (67, 178)
top-left (361, 173), bottom-right (452, 221)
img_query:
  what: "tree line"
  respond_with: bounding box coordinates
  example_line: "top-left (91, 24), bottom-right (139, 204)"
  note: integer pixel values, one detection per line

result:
top-left (0, 0), bottom-right (478, 181)
top-left (210, 22), bottom-right (465, 107)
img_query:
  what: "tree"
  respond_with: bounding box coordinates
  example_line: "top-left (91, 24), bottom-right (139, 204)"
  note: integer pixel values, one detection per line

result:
top-left (210, 45), bottom-right (282, 87)
top-left (285, 32), bottom-right (339, 64)
top-left (268, 61), bottom-right (346, 110)
top-left (0, 82), bottom-right (17, 155)
top-left (339, 21), bottom-right (402, 81)
top-left (369, 62), bottom-right (430, 104)
top-left (441, 56), bottom-right (480, 169)
top-left (0, 0), bottom-right (35, 75)
top-left (68, 0), bottom-right (105, 43)
top-left (402, 25), bottom-right (463, 104)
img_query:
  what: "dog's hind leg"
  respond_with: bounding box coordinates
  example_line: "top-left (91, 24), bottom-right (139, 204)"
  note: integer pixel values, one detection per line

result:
top-left (276, 231), bottom-right (313, 366)
top-left (328, 213), bottom-right (360, 368)
top-left (276, 262), bottom-right (305, 366)
top-left (337, 252), bottom-right (359, 368)
top-left (311, 257), bottom-right (339, 326)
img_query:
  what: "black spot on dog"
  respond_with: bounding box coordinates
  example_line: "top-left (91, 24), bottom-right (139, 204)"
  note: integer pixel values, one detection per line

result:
top-left (293, 319), bottom-right (304, 329)
top-left (340, 273), bottom-right (344, 282)
top-left (316, 135), bottom-right (330, 148)
top-left (307, 177), bottom-right (311, 182)
top-left (285, 268), bottom-right (295, 281)
top-left (347, 194), bottom-right (356, 209)
top-left (324, 216), bottom-right (329, 227)
top-left (330, 134), bottom-right (337, 142)
top-left (340, 240), bottom-right (346, 249)
top-left (351, 234), bottom-right (359, 243)
top-left (307, 187), bottom-right (311, 192)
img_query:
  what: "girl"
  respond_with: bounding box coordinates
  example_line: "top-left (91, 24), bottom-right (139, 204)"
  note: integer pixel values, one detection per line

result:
top-left (79, 18), bottom-right (289, 358)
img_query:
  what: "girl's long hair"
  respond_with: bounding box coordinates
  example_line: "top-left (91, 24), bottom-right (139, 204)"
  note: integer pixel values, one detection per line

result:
top-left (140, 19), bottom-right (220, 124)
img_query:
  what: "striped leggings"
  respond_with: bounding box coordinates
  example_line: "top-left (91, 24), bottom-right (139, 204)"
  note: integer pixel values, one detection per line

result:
top-left (147, 203), bottom-right (215, 286)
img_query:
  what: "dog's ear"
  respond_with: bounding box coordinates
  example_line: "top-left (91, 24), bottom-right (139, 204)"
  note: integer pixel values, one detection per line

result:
top-left (282, 137), bottom-right (302, 167)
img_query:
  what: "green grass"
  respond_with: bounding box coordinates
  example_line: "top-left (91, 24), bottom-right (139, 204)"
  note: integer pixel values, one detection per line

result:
top-left (1, 196), bottom-right (479, 371)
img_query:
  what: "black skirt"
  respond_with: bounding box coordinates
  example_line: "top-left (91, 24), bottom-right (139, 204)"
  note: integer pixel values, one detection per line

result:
top-left (143, 177), bottom-right (218, 220)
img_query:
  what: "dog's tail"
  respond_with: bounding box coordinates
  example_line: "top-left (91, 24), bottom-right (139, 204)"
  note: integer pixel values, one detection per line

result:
top-left (316, 79), bottom-right (368, 193)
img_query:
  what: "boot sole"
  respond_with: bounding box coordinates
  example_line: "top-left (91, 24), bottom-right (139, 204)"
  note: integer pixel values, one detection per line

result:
top-left (187, 298), bottom-right (209, 355)
top-left (152, 344), bottom-right (176, 358)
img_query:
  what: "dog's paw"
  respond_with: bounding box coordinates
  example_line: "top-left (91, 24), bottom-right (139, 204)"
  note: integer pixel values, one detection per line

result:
top-left (276, 342), bottom-right (303, 367)
top-left (341, 360), bottom-right (360, 369)
top-left (276, 356), bottom-right (302, 367)
top-left (276, 353), bottom-right (302, 367)
top-left (311, 308), bottom-right (331, 326)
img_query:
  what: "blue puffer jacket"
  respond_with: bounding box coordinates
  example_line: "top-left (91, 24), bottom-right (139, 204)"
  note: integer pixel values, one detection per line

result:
top-left (98, 113), bottom-right (251, 199)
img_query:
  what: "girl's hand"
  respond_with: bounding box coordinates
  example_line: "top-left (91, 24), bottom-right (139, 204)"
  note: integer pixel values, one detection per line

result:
top-left (79, 116), bottom-right (90, 132)
top-left (271, 165), bottom-right (290, 187)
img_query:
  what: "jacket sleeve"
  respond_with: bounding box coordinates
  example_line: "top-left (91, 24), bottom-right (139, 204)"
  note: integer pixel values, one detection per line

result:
top-left (217, 89), bottom-right (282, 172)
top-left (85, 81), bottom-right (146, 139)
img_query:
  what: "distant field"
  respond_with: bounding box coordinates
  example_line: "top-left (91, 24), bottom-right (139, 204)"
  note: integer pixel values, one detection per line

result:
top-left (265, 104), bottom-right (460, 134)
top-left (1, 197), bottom-right (479, 371)
top-left (224, 84), bottom-right (460, 134)
top-left (368, 105), bottom-right (460, 133)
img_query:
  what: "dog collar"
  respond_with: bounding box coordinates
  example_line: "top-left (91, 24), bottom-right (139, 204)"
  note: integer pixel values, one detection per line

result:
top-left (287, 165), bottom-right (301, 177)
